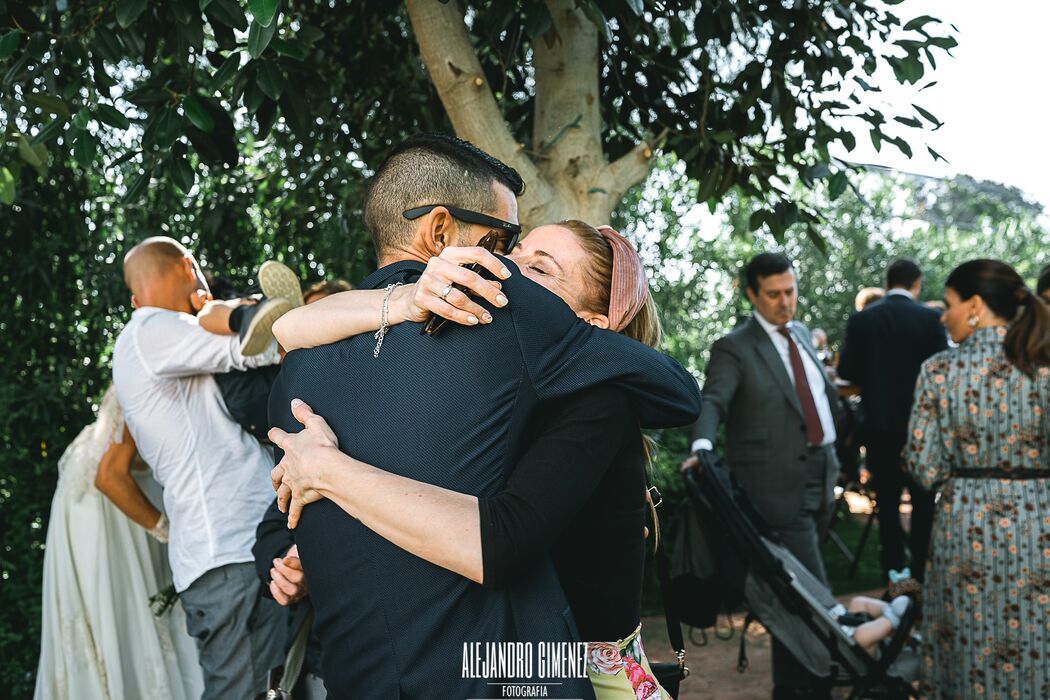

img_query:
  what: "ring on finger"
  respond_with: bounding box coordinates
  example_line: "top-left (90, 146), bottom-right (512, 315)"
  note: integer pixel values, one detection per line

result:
top-left (439, 283), bottom-right (454, 301)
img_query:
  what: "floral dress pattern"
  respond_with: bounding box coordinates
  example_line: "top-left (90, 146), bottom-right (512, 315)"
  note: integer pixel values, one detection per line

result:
top-left (905, 327), bottom-right (1050, 699)
top-left (586, 624), bottom-right (668, 699)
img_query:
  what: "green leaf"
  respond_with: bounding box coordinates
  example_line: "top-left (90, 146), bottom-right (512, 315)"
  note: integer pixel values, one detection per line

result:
top-left (123, 169), bottom-right (151, 203)
top-left (578, 1), bottom-right (612, 42)
top-left (869, 128), bottom-right (882, 152)
top-left (208, 53), bottom-right (241, 91)
top-left (838, 130), bottom-right (856, 152)
top-left (248, 19), bottom-right (277, 58)
top-left (73, 133), bottom-right (98, 167)
top-left (30, 118), bottom-right (66, 146)
top-left (0, 30), bottom-right (23, 61)
top-left (248, 0), bottom-right (279, 28)
top-left (893, 115), bottom-right (922, 128)
top-left (0, 167), bottom-right (15, 205)
top-left (270, 37), bottom-right (308, 61)
top-left (903, 15), bottom-right (938, 32)
top-left (116, 0), bottom-right (149, 28)
top-left (296, 24), bottom-right (324, 44)
top-left (748, 210), bottom-right (767, 232)
top-left (625, 0), bottom-right (643, 15)
top-left (927, 145), bottom-right (948, 163)
top-left (828, 171), bottom-right (848, 200)
top-left (72, 108), bottom-right (91, 129)
top-left (523, 3), bottom-right (552, 39)
top-left (96, 104), bottom-right (131, 130)
top-left (154, 108), bottom-right (182, 149)
top-left (183, 95), bottom-right (215, 133)
top-left (17, 134), bottom-right (43, 168)
top-left (912, 104), bottom-right (942, 128)
top-left (255, 62), bottom-right (285, 101)
top-left (207, 0), bottom-right (248, 31)
top-left (26, 92), bottom-right (72, 119)
top-left (170, 155), bottom-right (196, 194)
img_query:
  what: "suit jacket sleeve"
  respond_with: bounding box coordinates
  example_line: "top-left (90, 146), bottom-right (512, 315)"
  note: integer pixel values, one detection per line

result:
top-left (503, 263), bottom-right (701, 429)
top-left (253, 497), bottom-right (295, 596)
top-left (690, 337), bottom-right (742, 444)
top-left (836, 312), bottom-right (865, 385)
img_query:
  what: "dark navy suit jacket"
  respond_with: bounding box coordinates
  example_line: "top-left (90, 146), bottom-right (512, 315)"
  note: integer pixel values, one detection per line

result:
top-left (267, 259), bottom-right (701, 699)
top-left (837, 293), bottom-right (947, 436)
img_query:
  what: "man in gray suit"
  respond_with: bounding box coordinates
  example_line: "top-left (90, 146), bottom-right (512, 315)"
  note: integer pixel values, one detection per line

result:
top-left (682, 252), bottom-right (842, 700)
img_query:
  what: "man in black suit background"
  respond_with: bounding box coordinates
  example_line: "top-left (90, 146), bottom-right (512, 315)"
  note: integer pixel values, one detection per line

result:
top-left (837, 258), bottom-right (947, 582)
top-left (265, 134), bottom-right (701, 699)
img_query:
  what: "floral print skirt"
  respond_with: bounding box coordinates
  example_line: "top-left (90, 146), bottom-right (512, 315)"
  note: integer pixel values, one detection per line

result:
top-left (585, 624), bottom-right (670, 700)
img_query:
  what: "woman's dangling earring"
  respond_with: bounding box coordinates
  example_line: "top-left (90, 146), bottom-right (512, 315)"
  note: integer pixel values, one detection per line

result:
top-left (967, 315), bottom-right (979, 328)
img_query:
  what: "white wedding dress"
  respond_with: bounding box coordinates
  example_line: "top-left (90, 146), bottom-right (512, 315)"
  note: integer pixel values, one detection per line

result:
top-left (34, 387), bottom-right (203, 700)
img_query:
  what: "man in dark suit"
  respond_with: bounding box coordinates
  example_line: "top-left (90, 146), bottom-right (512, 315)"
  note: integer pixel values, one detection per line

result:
top-left (266, 134), bottom-right (701, 699)
top-left (837, 259), bottom-right (947, 582)
top-left (683, 252), bottom-right (842, 699)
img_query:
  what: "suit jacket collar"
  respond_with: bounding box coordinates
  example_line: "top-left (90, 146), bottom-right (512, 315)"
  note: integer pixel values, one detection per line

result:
top-left (745, 316), bottom-right (804, 418)
top-left (360, 260), bottom-right (426, 290)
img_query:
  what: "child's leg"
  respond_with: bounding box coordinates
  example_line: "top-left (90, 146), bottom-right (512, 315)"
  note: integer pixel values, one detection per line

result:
top-left (853, 617), bottom-right (894, 650)
top-left (847, 595), bottom-right (889, 617)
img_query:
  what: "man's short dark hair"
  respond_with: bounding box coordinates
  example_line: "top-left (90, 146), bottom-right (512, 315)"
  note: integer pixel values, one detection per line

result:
top-left (1037, 264), bottom-right (1050, 297)
top-left (886, 258), bottom-right (923, 290)
top-left (362, 133), bottom-right (525, 255)
top-left (744, 252), bottom-right (794, 292)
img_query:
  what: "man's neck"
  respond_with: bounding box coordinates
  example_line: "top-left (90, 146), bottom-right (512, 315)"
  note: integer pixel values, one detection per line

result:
top-left (377, 246), bottom-right (430, 269)
top-left (135, 293), bottom-right (193, 315)
top-left (886, 287), bottom-right (914, 300)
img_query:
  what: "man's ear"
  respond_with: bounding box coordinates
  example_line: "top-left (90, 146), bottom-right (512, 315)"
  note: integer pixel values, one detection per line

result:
top-left (131, 294), bottom-right (140, 310)
top-left (745, 286), bottom-right (758, 307)
top-left (418, 207), bottom-right (459, 257)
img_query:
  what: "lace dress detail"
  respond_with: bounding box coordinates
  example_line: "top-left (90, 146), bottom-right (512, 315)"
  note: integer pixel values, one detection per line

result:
top-left (34, 385), bottom-right (202, 700)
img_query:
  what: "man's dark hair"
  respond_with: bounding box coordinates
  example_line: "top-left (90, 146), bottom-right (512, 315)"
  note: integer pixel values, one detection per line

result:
top-left (886, 258), bottom-right (923, 290)
top-left (744, 252), bottom-right (794, 292)
top-left (1037, 264), bottom-right (1050, 297)
top-left (362, 133), bottom-right (525, 254)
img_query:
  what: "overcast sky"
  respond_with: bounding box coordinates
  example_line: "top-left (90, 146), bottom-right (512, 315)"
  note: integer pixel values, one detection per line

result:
top-left (830, 0), bottom-right (1050, 211)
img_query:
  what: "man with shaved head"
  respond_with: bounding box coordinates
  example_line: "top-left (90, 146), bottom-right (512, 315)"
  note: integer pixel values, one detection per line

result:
top-left (113, 236), bottom-right (285, 699)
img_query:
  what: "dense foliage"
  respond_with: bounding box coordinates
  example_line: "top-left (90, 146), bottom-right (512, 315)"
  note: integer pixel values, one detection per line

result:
top-left (0, 0), bottom-right (955, 232)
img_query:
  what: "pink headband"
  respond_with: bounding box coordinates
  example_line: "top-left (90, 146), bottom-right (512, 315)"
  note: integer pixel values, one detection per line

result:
top-left (595, 225), bottom-right (649, 332)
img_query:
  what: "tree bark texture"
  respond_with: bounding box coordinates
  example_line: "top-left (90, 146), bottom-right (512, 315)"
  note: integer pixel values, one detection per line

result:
top-left (405, 0), bottom-right (657, 231)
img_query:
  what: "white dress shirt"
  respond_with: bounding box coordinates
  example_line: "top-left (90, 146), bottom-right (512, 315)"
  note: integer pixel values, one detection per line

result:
top-left (692, 312), bottom-right (837, 453)
top-left (885, 288), bottom-right (914, 300)
top-left (113, 306), bottom-right (280, 592)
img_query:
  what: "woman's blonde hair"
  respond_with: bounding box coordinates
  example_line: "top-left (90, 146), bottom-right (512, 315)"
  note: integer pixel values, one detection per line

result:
top-left (556, 219), bottom-right (662, 349)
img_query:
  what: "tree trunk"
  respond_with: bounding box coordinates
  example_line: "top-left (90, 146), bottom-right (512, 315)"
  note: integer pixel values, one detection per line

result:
top-left (405, 0), bottom-right (657, 232)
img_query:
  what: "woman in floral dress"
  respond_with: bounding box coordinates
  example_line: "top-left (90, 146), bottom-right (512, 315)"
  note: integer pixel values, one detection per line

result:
top-left (905, 259), bottom-right (1050, 699)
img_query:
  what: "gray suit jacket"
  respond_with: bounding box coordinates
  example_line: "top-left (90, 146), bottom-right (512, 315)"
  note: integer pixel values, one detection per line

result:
top-left (691, 316), bottom-right (842, 527)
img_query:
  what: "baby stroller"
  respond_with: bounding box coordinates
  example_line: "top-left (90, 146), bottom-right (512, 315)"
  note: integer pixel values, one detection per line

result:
top-left (683, 451), bottom-right (921, 700)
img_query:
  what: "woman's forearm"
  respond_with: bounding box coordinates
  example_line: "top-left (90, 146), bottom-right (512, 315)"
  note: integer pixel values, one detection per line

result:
top-left (273, 287), bottom-right (413, 351)
top-left (314, 447), bottom-right (484, 583)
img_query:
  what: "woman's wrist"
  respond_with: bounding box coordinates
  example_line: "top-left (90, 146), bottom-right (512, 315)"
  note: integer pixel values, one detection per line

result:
top-left (387, 284), bottom-right (417, 325)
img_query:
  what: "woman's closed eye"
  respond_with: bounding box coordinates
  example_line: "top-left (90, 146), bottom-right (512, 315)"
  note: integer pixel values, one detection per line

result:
top-left (528, 264), bottom-right (550, 276)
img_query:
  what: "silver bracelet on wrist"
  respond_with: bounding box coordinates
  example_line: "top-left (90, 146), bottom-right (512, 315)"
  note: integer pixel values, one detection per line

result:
top-left (373, 282), bottom-right (403, 358)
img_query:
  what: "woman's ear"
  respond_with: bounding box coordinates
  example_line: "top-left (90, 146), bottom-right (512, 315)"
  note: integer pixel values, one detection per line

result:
top-left (580, 312), bottom-right (611, 330)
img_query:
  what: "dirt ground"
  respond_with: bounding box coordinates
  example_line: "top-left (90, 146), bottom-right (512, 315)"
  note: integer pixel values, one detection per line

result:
top-left (641, 611), bottom-right (774, 700)
top-left (641, 588), bottom-right (889, 700)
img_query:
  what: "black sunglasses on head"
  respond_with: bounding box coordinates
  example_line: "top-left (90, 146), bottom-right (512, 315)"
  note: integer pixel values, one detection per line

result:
top-left (403, 204), bottom-right (522, 253)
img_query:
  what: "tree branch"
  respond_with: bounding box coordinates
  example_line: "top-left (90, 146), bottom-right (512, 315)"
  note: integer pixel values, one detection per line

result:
top-left (532, 0), bottom-right (602, 175)
top-left (600, 130), bottom-right (666, 199)
top-left (404, 0), bottom-right (553, 213)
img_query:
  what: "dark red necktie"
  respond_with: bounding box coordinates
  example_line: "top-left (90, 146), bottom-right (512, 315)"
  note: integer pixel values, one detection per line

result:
top-left (777, 326), bottom-right (825, 446)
